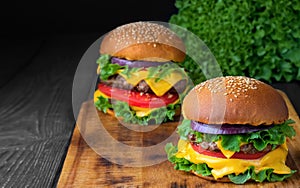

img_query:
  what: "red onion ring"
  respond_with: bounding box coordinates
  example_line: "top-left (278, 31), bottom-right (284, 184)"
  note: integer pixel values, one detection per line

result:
top-left (111, 57), bottom-right (171, 68)
top-left (191, 121), bottom-right (273, 135)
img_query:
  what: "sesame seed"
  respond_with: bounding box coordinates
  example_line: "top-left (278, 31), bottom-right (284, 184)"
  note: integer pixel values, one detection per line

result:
top-left (106, 21), bottom-right (180, 51)
top-left (194, 76), bottom-right (261, 98)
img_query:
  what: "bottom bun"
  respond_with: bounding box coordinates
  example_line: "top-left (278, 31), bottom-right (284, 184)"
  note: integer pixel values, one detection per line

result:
top-left (95, 108), bottom-right (115, 117)
top-left (192, 171), bottom-right (231, 183)
top-left (191, 171), bottom-right (254, 183)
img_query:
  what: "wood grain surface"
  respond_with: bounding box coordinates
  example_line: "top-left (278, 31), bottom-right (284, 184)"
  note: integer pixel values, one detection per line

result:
top-left (57, 90), bottom-right (300, 188)
top-left (0, 33), bottom-right (100, 187)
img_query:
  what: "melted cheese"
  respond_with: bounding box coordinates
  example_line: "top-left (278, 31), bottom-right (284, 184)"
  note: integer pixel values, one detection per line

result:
top-left (215, 140), bottom-right (247, 159)
top-left (131, 106), bottom-right (155, 117)
top-left (94, 90), bottom-right (179, 117)
top-left (119, 70), bottom-right (184, 96)
top-left (97, 65), bottom-right (100, 74)
top-left (131, 99), bottom-right (179, 117)
top-left (94, 90), bottom-right (109, 103)
top-left (216, 140), bottom-right (236, 159)
top-left (175, 139), bottom-right (292, 180)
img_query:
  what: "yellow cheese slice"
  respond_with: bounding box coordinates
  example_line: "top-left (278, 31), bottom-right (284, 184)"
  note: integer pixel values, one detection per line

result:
top-left (215, 140), bottom-right (248, 159)
top-left (94, 90), bottom-right (109, 103)
top-left (119, 70), bottom-right (184, 97)
top-left (131, 106), bottom-right (154, 117)
top-left (97, 65), bottom-right (100, 74)
top-left (175, 139), bottom-right (292, 180)
top-left (216, 140), bottom-right (236, 159)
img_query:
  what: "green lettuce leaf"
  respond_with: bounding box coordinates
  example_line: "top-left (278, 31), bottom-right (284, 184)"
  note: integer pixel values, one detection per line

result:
top-left (228, 166), bottom-right (296, 184)
top-left (94, 95), bottom-right (176, 125)
top-left (146, 63), bottom-right (188, 82)
top-left (96, 54), bottom-right (124, 80)
top-left (177, 119), bottom-right (193, 141)
top-left (96, 54), bottom-right (188, 83)
top-left (228, 166), bottom-right (252, 184)
top-left (120, 66), bottom-right (142, 78)
top-left (177, 119), bottom-right (296, 152)
top-left (94, 96), bottom-right (112, 113)
top-left (165, 143), bottom-right (296, 184)
top-left (103, 100), bottom-right (181, 126)
top-left (165, 143), bottom-right (212, 176)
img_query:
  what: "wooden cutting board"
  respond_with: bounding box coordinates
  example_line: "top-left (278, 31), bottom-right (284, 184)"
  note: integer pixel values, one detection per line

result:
top-left (57, 91), bottom-right (300, 187)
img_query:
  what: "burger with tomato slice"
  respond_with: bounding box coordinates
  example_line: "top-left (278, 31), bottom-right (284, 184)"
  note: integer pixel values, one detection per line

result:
top-left (94, 21), bottom-right (191, 125)
top-left (166, 76), bottom-right (296, 184)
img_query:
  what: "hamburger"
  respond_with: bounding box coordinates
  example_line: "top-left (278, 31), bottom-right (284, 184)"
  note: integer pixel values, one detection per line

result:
top-left (94, 21), bottom-right (191, 125)
top-left (165, 76), bottom-right (296, 184)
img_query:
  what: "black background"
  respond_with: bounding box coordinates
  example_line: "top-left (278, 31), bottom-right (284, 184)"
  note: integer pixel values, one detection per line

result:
top-left (0, 0), bottom-right (178, 88)
top-left (0, 0), bottom-right (178, 35)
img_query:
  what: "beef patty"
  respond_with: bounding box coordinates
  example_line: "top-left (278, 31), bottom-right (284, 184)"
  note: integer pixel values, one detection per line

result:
top-left (100, 75), bottom-right (187, 94)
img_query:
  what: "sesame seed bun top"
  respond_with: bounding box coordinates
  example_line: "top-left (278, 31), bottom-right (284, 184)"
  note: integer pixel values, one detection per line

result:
top-left (182, 76), bottom-right (288, 126)
top-left (100, 21), bottom-right (186, 62)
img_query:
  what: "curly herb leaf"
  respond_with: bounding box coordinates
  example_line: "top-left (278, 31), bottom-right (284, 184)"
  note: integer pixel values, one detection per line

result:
top-left (170, 0), bottom-right (300, 83)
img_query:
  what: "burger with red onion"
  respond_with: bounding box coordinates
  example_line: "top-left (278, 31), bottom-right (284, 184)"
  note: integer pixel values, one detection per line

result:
top-left (166, 76), bottom-right (296, 184)
top-left (94, 21), bottom-right (191, 125)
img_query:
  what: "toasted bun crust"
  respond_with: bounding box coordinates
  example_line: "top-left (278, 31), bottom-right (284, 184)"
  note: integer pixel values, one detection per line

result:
top-left (182, 76), bottom-right (288, 126)
top-left (100, 21), bottom-right (186, 62)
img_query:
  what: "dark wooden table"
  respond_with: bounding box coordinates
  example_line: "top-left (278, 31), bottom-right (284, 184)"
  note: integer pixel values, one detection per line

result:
top-left (0, 32), bottom-right (299, 188)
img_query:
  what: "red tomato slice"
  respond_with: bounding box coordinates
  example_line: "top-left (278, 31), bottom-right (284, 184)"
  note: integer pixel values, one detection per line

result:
top-left (98, 83), bottom-right (179, 108)
top-left (191, 143), bottom-right (269, 160)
